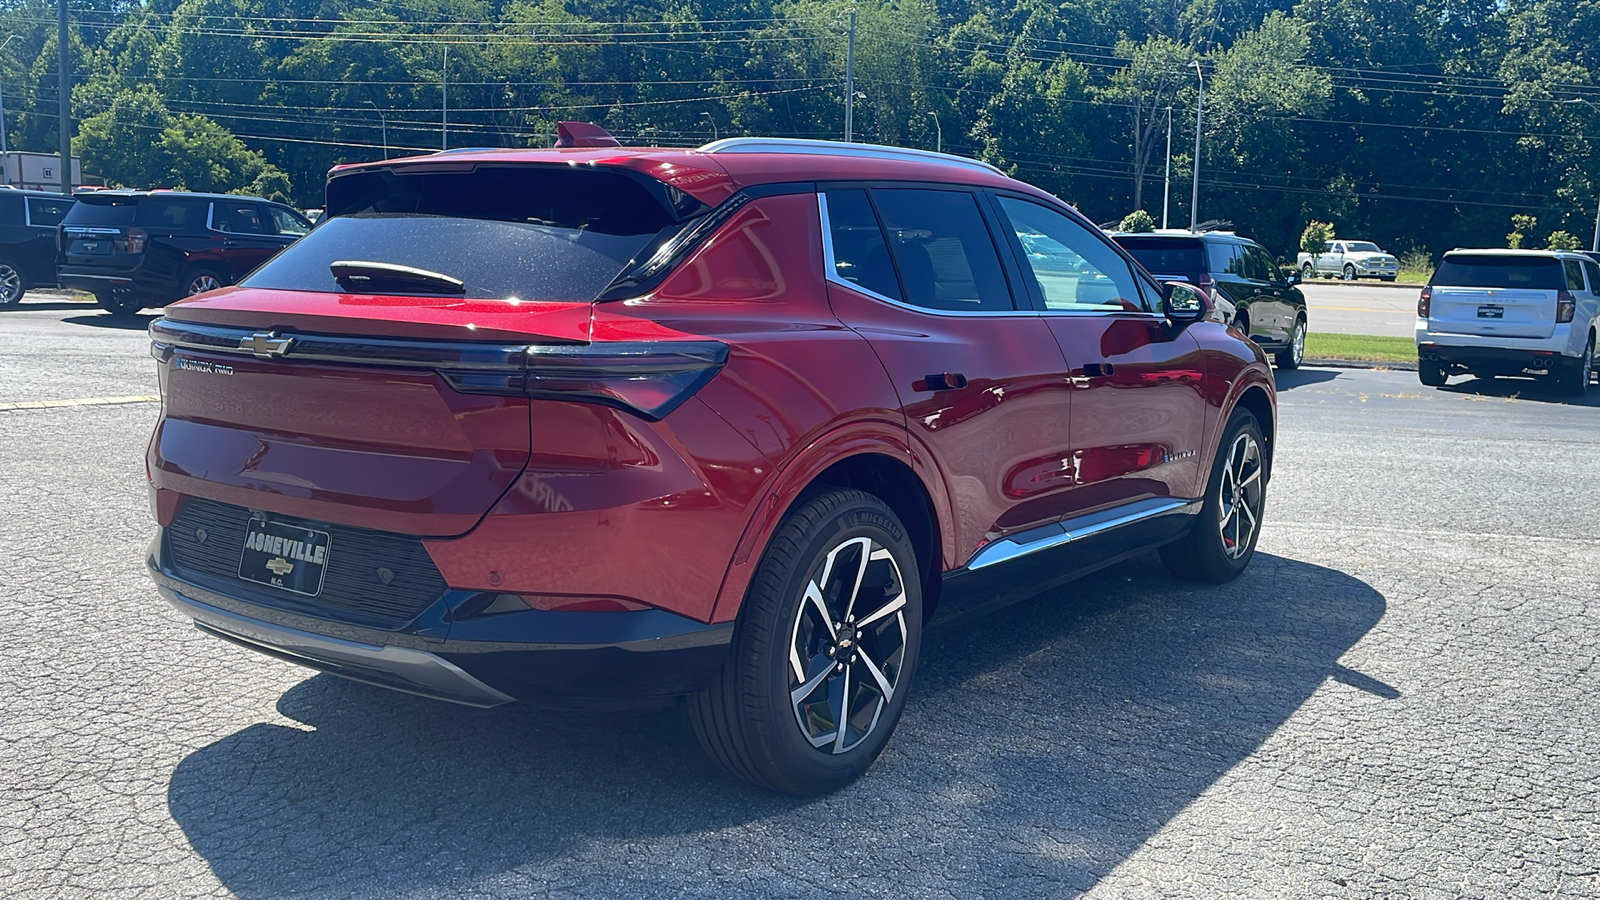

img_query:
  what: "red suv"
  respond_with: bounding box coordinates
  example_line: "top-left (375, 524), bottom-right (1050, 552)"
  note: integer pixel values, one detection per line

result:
top-left (145, 129), bottom-right (1275, 794)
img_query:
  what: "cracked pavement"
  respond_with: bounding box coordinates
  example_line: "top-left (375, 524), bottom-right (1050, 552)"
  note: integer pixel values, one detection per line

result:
top-left (1, 300), bottom-right (1597, 898)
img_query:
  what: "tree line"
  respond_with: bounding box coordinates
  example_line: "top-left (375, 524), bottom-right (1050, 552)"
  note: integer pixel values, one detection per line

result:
top-left (0, 0), bottom-right (1594, 258)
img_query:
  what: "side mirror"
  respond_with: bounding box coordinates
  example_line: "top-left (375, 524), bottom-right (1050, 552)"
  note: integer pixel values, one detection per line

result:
top-left (1162, 281), bottom-right (1210, 331)
top-left (1288, 269), bottom-right (1303, 285)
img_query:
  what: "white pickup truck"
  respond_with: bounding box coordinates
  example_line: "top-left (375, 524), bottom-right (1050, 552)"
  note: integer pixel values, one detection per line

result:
top-left (1297, 240), bottom-right (1399, 281)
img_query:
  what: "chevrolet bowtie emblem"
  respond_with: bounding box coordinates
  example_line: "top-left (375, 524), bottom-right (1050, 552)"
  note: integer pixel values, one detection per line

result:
top-left (265, 557), bottom-right (294, 576)
top-left (240, 331), bottom-right (294, 358)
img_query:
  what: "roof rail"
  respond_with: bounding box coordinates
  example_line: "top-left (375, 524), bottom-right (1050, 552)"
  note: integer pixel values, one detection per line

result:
top-left (696, 137), bottom-right (1003, 176)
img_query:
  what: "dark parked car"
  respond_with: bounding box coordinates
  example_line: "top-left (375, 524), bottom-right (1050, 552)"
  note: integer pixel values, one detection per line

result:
top-left (57, 189), bottom-right (311, 314)
top-left (145, 131), bottom-right (1277, 794)
top-left (0, 188), bottom-right (74, 304)
top-left (1112, 230), bottom-right (1310, 369)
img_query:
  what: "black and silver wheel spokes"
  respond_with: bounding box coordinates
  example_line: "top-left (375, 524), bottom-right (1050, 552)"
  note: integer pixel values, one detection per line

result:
top-left (0, 265), bottom-right (20, 304)
top-left (189, 274), bottom-right (222, 296)
top-left (1292, 324), bottom-right (1306, 365)
top-left (789, 536), bottom-right (908, 754)
top-left (1217, 432), bottom-right (1264, 560)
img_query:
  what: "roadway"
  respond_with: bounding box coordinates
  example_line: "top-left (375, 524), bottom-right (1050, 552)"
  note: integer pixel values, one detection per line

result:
top-left (1299, 281), bottom-right (1421, 338)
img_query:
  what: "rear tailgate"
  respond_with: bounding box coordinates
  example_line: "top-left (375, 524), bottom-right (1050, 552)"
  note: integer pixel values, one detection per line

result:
top-left (151, 290), bottom-right (595, 537)
top-left (1427, 255), bottom-right (1564, 340)
top-left (1429, 286), bottom-right (1556, 339)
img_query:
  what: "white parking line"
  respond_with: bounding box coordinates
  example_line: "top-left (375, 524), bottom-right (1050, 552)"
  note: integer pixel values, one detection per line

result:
top-left (0, 395), bottom-right (159, 412)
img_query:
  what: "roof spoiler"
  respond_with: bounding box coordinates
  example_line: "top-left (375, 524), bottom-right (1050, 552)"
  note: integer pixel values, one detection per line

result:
top-left (554, 121), bottom-right (622, 149)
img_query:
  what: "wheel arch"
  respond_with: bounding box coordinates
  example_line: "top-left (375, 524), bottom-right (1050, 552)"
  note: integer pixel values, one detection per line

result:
top-left (709, 435), bottom-right (954, 626)
top-left (1232, 382), bottom-right (1276, 480)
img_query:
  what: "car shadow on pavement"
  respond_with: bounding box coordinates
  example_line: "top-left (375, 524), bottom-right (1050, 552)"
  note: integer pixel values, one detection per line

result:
top-left (61, 312), bottom-right (159, 330)
top-left (1441, 375), bottom-right (1600, 407)
top-left (166, 552), bottom-right (1385, 899)
top-left (1272, 368), bottom-right (1340, 390)
top-left (0, 301), bottom-right (95, 312)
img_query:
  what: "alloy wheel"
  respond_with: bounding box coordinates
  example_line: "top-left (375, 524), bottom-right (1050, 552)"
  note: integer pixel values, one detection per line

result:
top-left (1217, 431), bottom-right (1264, 560)
top-left (0, 264), bottom-right (21, 304)
top-left (788, 535), bottom-right (909, 754)
top-left (1342, 265), bottom-right (1355, 281)
top-left (188, 273), bottom-right (223, 296)
top-left (1291, 322), bottom-right (1306, 365)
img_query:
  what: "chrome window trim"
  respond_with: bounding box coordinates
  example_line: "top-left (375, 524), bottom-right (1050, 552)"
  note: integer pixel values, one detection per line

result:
top-left (964, 497), bottom-right (1200, 571)
top-left (816, 192), bottom-right (1036, 319)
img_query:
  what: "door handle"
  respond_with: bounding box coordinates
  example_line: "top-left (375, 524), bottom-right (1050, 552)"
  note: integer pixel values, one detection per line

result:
top-left (222, 240), bottom-right (239, 248)
top-left (920, 372), bottom-right (967, 391)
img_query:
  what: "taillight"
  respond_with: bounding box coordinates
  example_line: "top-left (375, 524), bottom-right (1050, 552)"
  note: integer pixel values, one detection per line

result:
top-left (443, 341), bottom-right (729, 421)
top-left (55, 228), bottom-right (63, 253)
top-left (1196, 272), bottom-right (1215, 290)
top-left (1557, 290), bottom-right (1576, 323)
top-left (125, 227), bottom-right (148, 254)
top-left (1418, 285), bottom-right (1431, 318)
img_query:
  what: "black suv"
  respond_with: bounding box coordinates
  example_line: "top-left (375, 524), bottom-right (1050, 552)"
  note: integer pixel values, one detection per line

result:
top-left (0, 188), bottom-right (74, 305)
top-left (1112, 230), bottom-right (1309, 369)
top-left (57, 190), bottom-right (311, 313)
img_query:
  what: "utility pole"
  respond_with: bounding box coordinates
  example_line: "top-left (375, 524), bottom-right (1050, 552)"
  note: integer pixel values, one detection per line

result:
top-left (57, 0), bottom-right (70, 195)
top-left (1592, 196), bottom-right (1599, 252)
top-left (1190, 60), bottom-right (1203, 232)
top-left (1162, 105), bottom-right (1172, 229)
top-left (441, 45), bottom-right (449, 151)
top-left (931, 112), bottom-right (941, 153)
top-left (0, 35), bottom-right (17, 188)
top-left (843, 10), bottom-right (855, 142)
top-left (365, 100), bottom-right (388, 159)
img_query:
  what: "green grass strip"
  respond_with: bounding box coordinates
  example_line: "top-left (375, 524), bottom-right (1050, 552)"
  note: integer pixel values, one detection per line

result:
top-left (1304, 332), bottom-right (1416, 362)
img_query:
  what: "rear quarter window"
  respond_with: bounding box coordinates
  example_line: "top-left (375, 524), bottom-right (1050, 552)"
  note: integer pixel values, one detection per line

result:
top-left (137, 198), bottom-right (209, 230)
top-left (1114, 237), bottom-right (1204, 275)
top-left (26, 197), bottom-right (73, 227)
top-left (1432, 256), bottom-right (1562, 290)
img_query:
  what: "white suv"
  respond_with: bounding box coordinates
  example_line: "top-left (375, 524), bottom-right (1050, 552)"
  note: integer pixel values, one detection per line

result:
top-left (1416, 249), bottom-right (1599, 396)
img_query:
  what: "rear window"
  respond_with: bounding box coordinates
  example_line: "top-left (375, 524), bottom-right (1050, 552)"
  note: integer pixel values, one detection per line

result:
top-left (243, 166), bottom-right (689, 301)
top-left (1113, 236), bottom-right (1204, 274)
top-left (1432, 255), bottom-right (1562, 290)
top-left (63, 196), bottom-right (137, 227)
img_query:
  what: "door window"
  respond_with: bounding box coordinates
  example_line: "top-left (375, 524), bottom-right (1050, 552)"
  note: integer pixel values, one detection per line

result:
top-left (25, 197), bottom-right (73, 227)
top-left (822, 189), bottom-right (902, 302)
top-left (268, 206), bottom-right (310, 237)
top-left (1583, 260), bottom-right (1600, 293)
top-left (1243, 246), bottom-right (1280, 284)
top-left (1563, 258), bottom-right (1585, 291)
top-left (214, 203), bottom-right (266, 235)
top-left (995, 195), bottom-right (1145, 312)
top-left (868, 189), bottom-right (1014, 312)
top-left (1207, 242), bottom-right (1245, 277)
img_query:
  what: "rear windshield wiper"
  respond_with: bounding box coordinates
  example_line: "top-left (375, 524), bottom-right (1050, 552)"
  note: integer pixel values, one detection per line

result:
top-left (330, 260), bottom-right (466, 295)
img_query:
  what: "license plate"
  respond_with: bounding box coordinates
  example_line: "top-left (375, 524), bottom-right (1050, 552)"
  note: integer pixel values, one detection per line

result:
top-left (238, 518), bottom-right (331, 596)
top-left (1477, 305), bottom-right (1504, 319)
top-left (71, 240), bottom-right (109, 255)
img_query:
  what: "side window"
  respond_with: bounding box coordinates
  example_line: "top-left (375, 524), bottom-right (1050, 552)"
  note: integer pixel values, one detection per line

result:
top-left (26, 197), bottom-right (73, 227)
top-left (268, 206), bottom-right (310, 237)
top-left (1208, 242), bottom-right (1244, 276)
top-left (137, 197), bottom-right (209, 230)
top-left (215, 202), bottom-right (266, 235)
top-left (1563, 258), bottom-right (1585, 291)
top-left (822, 189), bottom-right (901, 302)
top-left (1583, 260), bottom-right (1600, 293)
top-left (994, 195), bottom-right (1145, 312)
top-left (1246, 246), bottom-right (1281, 284)
top-left (1324, 241), bottom-right (1335, 253)
top-left (1332, 243), bottom-right (1345, 254)
top-left (869, 188), bottom-right (1014, 312)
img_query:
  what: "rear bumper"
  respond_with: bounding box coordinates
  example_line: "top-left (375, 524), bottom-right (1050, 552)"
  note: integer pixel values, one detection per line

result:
top-left (1417, 343), bottom-right (1566, 373)
top-left (58, 265), bottom-right (174, 298)
top-left (148, 534), bottom-right (734, 706)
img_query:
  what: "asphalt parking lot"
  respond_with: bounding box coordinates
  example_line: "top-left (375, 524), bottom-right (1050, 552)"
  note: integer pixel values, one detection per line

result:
top-left (2, 297), bottom-right (1598, 899)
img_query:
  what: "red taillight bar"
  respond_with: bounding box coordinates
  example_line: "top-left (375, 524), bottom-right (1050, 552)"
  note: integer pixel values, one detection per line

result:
top-left (1418, 285), bottom-right (1432, 318)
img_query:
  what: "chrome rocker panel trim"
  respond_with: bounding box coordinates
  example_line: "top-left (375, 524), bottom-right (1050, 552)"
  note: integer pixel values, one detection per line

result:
top-left (965, 497), bottom-right (1201, 572)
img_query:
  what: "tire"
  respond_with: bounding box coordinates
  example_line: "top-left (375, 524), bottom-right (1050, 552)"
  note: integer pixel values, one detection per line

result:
top-left (94, 292), bottom-right (145, 315)
top-left (1418, 360), bottom-right (1448, 387)
top-left (1160, 409), bottom-right (1266, 583)
top-left (0, 258), bottom-right (25, 305)
top-left (1275, 317), bottom-right (1306, 370)
top-left (1233, 310), bottom-right (1250, 341)
top-left (183, 268), bottom-right (226, 298)
top-left (1342, 264), bottom-right (1356, 281)
top-left (1558, 335), bottom-right (1594, 398)
top-left (1300, 263), bottom-right (1314, 281)
top-left (1380, 276), bottom-right (1397, 282)
top-left (690, 488), bottom-right (922, 795)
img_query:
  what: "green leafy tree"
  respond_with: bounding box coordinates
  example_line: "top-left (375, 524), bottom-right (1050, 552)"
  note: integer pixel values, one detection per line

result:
top-left (74, 88), bottom-right (291, 195)
top-left (1509, 214), bottom-right (1538, 249)
top-left (1300, 220), bottom-right (1334, 256)
top-left (1546, 229), bottom-right (1581, 250)
top-left (1119, 209), bottom-right (1156, 232)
